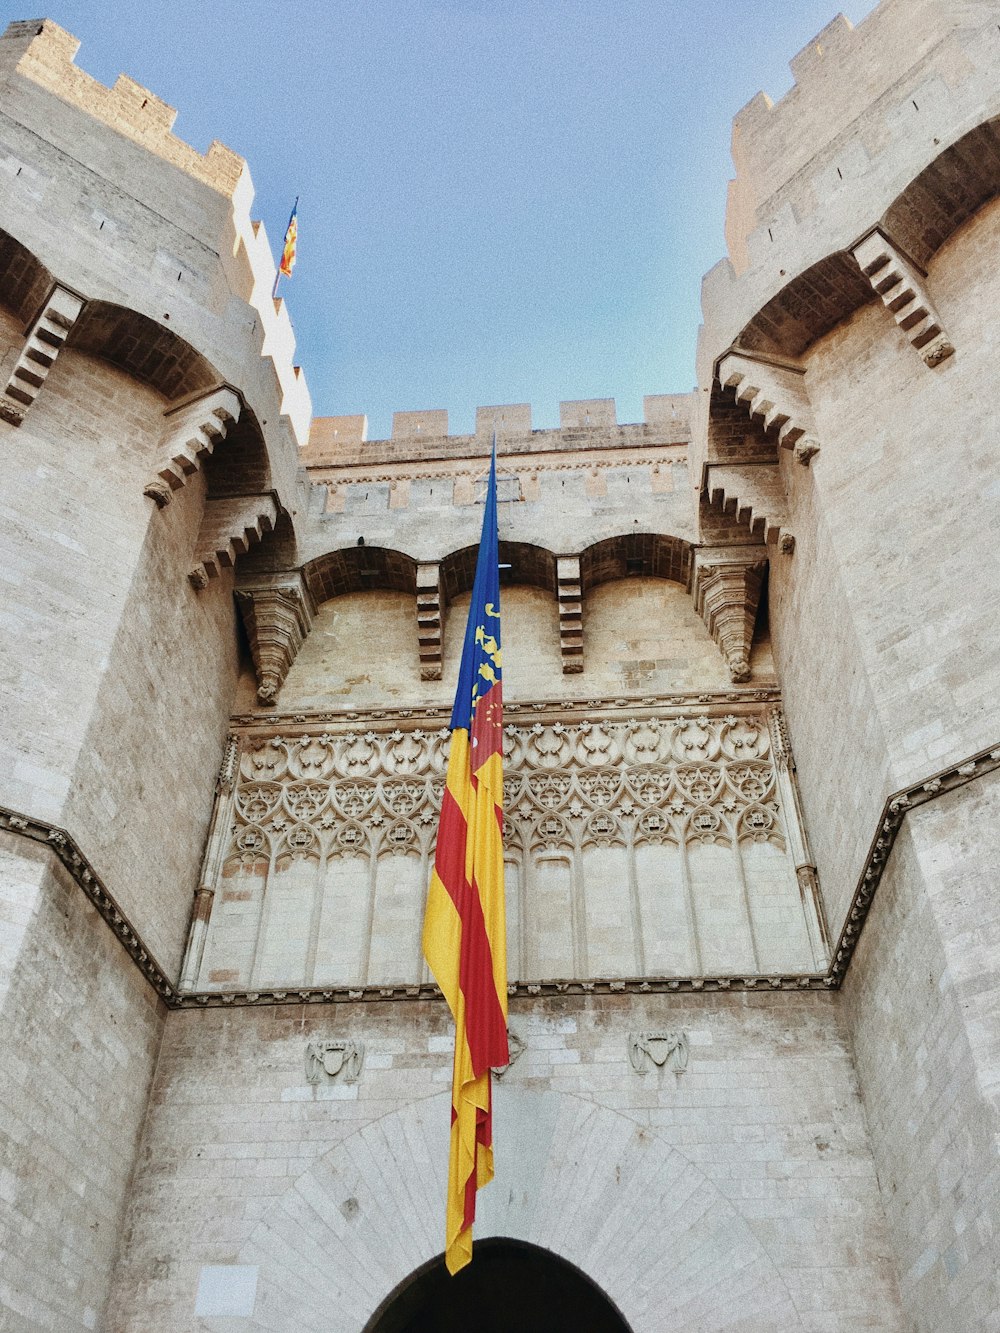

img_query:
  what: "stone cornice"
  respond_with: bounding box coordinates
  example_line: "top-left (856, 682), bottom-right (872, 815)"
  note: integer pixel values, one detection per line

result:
top-left (828, 739), bottom-right (1000, 985)
top-left (306, 442), bottom-right (689, 488)
top-left (228, 687), bottom-right (783, 733)
top-left (0, 804), bottom-right (177, 1004)
top-left (5, 738), bottom-right (997, 1008)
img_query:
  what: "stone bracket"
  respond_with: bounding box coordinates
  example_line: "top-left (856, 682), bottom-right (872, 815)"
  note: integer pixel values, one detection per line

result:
top-left (416, 562), bottom-right (443, 681)
top-left (556, 556), bottom-right (584, 673)
top-left (189, 491), bottom-right (279, 588)
top-left (704, 462), bottom-right (794, 552)
top-left (852, 229), bottom-right (954, 367)
top-left (144, 383), bottom-right (243, 506)
top-left (716, 349), bottom-right (820, 465)
top-left (234, 573), bottom-right (315, 706)
top-left (1, 282), bottom-right (85, 426)
top-left (691, 546), bottom-right (767, 683)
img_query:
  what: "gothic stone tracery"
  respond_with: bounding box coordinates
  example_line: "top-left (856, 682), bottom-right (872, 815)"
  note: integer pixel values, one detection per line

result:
top-left (185, 706), bottom-right (828, 994)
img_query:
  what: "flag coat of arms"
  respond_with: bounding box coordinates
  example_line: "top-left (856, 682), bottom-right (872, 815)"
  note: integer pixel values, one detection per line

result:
top-left (422, 447), bottom-right (508, 1275)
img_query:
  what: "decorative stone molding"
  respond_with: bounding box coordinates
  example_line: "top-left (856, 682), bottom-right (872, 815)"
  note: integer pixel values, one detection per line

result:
top-left (492, 1028), bottom-right (525, 1077)
top-left (10, 740), bottom-right (995, 1010)
top-left (235, 576), bottom-right (315, 706)
top-left (415, 562), bottom-right (443, 681)
top-left (189, 491), bottom-right (279, 588)
top-left (0, 804), bottom-right (175, 1002)
top-left (0, 282), bottom-right (85, 425)
top-left (304, 1039), bottom-right (364, 1084)
top-left (226, 689), bottom-right (783, 733)
top-left (185, 706), bottom-right (824, 993)
top-left (828, 740), bottom-right (1000, 985)
top-left (556, 556), bottom-right (583, 673)
top-left (144, 384), bottom-right (243, 506)
top-left (628, 1030), bottom-right (689, 1075)
top-left (691, 547), bottom-right (767, 683)
top-left (851, 229), bottom-right (954, 368)
top-left (716, 349), bottom-right (820, 465)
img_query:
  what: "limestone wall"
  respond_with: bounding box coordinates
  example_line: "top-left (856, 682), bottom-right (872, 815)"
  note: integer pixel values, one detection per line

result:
top-left (844, 769), bottom-right (1000, 1329)
top-left (0, 835), bottom-right (165, 1332)
top-left (768, 196), bottom-right (1000, 925)
top-left (1, 346), bottom-right (241, 973)
top-left (709, 2), bottom-right (1000, 345)
top-left (106, 992), bottom-right (903, 1331)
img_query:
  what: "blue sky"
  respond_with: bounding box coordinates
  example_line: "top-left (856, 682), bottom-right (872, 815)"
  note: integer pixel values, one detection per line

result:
top-left (41, 1), bottom-right (875, 438)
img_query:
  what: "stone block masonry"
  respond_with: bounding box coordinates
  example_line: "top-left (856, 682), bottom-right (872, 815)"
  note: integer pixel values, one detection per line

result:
top-left (105, 993), bottom-right (904, 1331)
top-left (2, 3), bottom-right (999, 1328)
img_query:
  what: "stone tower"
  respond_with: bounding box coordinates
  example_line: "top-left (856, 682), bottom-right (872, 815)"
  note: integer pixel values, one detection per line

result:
top-left (1, 5), bottom-right (998, 1329)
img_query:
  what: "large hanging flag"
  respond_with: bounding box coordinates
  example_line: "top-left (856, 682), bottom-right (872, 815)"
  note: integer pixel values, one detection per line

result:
top-left (272, 197), bottom-right (298, 297)
top-left (422, 445), bottom-right (508, 1275)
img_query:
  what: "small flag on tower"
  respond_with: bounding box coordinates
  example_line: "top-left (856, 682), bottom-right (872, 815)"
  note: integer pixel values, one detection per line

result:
top-left (279, 197), bottom-right (298, 279)
top-left (422, 444), bottom-right (508, 1276)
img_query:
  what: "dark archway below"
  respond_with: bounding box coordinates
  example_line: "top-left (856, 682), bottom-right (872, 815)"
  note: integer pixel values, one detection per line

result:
top-left (364, 1238), bottom-right (633, 1333)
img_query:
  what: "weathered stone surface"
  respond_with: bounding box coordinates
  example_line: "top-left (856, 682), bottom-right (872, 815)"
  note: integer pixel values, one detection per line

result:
top-left (2, 3), bottom-right (999, 1329)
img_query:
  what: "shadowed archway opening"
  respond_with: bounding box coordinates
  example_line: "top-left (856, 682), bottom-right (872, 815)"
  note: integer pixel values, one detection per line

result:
top-left (363, 1238), bottom-right (633, 1333)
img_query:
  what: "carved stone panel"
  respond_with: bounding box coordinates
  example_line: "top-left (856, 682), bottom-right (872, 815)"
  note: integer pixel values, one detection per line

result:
top-left (628, 1031), bottom-right (689, 1075)
top-left (304, 1039), bottom-right (364, 1085)
top-left (190, 705), bottom-right (826, 993)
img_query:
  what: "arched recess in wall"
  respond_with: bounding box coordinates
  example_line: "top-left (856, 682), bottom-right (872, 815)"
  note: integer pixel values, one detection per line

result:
top-left (303, 545), bottom-right (418, 603)
top-left (0, 227), bottom-right (54, 323)
top-left (232, 1087), bottom-right (802, 1331)
top-left (364, 1238), bottom-right (632, 1333)
top-left (579, 532), bottom-right (693, 592)
top-left (67, 300), bottom-right (218, 400)
top-left (734, 115), bottom-right (1000, 360)
top-left (441, 540), bottom-right (557, 602)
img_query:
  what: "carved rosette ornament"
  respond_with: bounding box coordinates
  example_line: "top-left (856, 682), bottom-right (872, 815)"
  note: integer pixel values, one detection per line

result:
top-left (691, 547), bottom-right (766, 683)
top-left (235, 576), bottom-right (316, 706)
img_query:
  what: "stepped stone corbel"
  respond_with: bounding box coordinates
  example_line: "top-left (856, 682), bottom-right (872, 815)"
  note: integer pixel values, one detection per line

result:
top-left (234, 573), bottom-right (315, 706)
top-left (188, 492), bottom-right (279, 589)
top-left (692, 546), bottom-right (767, 683)
top-left (705, 464), bottom-right (795, 553)
top-left (416, 562), bottom-right (443, 681)
top-left (851, 230), bottom-right (954, 367)
top-left (556, 556), bottom-right (584, 673)
top-left (144, 384), bottom-right (243, 506)
top-left (0, 283), bottom-right (85, 426)
top-left (716, 349), bottom-right (820, 465)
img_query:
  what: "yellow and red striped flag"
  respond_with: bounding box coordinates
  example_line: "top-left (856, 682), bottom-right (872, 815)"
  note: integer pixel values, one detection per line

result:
top-left (278, 198), bottom-right (298, 279)
top-left (423, 444), bottom-right (508, 1275)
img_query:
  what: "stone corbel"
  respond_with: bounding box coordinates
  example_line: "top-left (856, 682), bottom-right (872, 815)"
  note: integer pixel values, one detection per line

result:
top-left (716, 348), bottom-right (820, 465)
top-left (851, 230), bottom-right (954, 368)
top-left (556, 556), bottom-right (584, 673)
top-left (704, 463), bottom-right (795, 552)
top-left (188, 492), bottom-right (279, 588)
top-left (234, 573), bottom-right (315, 706)
top-left (415, 562), bottom-right (443, 681)
top-left (144, 384), bottom-right (243, 507)
top-left (692, 546), bottom-right (767, 683)
top-left (1, 283), bottom-right (85, 426)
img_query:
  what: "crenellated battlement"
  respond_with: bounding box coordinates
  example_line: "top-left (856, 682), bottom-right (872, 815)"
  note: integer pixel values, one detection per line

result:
top-left (0, 19), bottom-right (311, 453)
top-left (304, 394), bottom-right (693, 468)
top-left (0, 20), bottom-right (244, 194)
top-left (721, 1), bottom-right (1000, 286)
